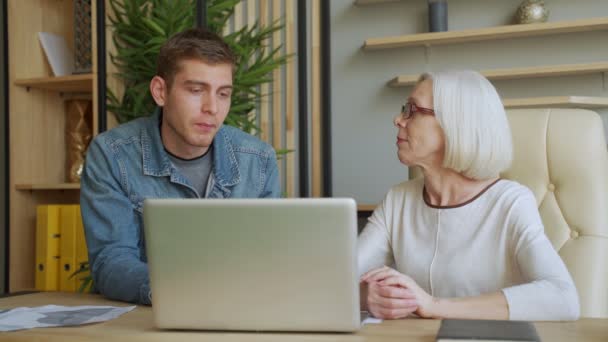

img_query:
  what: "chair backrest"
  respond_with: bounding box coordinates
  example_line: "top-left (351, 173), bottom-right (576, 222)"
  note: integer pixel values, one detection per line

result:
top-left (409, 108), bottom-right (608, 317)
top-left (502, 108), bottom-right (608, 318)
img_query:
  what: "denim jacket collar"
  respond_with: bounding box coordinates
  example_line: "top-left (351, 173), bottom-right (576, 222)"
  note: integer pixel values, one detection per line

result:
top-left (141, 108), bottom-right (241, 190)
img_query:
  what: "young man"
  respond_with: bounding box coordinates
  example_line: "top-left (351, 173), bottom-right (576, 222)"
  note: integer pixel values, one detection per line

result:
top-left (80, 29), bottom-right (280, 305)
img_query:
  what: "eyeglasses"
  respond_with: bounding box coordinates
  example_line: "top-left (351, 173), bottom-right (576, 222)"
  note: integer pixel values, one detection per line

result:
top-left (400, 102), bottom-right (435, 120)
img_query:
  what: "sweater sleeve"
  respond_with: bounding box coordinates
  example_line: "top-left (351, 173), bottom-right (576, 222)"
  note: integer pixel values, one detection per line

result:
top-left (357, 191), bottom-right (395, 278)
top-left (501, 191), bottom-right (580, 321)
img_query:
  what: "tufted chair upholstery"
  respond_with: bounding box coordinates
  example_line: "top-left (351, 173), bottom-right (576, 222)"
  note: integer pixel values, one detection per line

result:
top-left (409, 108), bottom-right (608, 318)
top-left (501, 108), bottom-right (608, 318)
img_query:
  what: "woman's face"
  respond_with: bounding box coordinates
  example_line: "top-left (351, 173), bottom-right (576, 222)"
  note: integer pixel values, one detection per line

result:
top-left (394, 79), bottom-right (445, 168)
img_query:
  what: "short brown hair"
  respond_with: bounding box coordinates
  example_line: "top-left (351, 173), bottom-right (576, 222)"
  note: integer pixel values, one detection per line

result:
top-left (156, 28), bottom-right (236, 88)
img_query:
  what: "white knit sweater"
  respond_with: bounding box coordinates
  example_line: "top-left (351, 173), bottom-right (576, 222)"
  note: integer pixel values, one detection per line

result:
top-left (358, 177), bottom-right (580, 321)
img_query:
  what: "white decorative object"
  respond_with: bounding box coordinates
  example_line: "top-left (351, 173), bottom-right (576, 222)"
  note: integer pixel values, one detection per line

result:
top-left (38, 32), bottom-right (74, 76)
top-left (515, 0), bottom-right (549, 24)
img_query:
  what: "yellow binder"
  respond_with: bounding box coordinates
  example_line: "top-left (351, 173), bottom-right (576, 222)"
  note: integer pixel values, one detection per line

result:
top-left (75, 206), bottom-right (90, 291)
top-left (59, 205), bottom-right (79, 292)
top-left (35, 205), bottom-right (61, 291)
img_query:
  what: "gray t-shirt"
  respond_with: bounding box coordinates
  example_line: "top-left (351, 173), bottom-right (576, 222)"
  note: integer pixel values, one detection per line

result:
top-left (166, 147), bottom-right (213, 197)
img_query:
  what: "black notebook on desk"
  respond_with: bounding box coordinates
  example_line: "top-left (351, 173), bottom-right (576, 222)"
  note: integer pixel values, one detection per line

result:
top-left (436, 319), bottom-right (541, 341)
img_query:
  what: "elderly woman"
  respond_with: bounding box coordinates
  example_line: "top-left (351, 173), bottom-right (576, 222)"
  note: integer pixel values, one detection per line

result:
top-left (358, 70), bottom-right (579, 321)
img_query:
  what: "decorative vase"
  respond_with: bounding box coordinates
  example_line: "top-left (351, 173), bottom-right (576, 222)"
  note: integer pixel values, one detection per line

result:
top-left (73, 0), bottom-right (92, 73)
top-left (515, 0), bottom-right (549, 24)
top-left (65, 100), bottom-right (92, 183)
top-left (428, 0), bottom-right (448, 32)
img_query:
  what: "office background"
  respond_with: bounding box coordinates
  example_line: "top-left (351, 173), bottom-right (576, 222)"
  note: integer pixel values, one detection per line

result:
top-left (3, 0), bottom-right (331, 293)
top-left (2, 0), bottom-right (608, 294)
top-left (330, 0), bottom-right (608, 206)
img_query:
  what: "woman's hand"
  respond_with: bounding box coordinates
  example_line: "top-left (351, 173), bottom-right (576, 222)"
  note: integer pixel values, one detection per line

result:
top-left (361, 266), bottom-right (438, 319)
top-left (361, 279), bottom-right (418, 319)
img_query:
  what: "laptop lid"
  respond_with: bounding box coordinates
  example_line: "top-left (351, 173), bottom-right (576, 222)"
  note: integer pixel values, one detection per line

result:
top-left (143, 198), bottom-right (360, 332)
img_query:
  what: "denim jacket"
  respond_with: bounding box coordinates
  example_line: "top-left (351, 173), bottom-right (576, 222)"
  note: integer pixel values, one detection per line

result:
top-left (80, 109), bottom-right (280, 305)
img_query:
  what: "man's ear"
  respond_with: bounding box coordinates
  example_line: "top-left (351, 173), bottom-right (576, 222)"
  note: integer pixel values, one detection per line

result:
top-left (150, 76), bottom-right (168, 106)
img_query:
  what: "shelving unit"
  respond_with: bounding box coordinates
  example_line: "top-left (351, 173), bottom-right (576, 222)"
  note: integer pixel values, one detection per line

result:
top-left (503, 96), bottom-right (608, 109)
top-left (357, 204), bottom-right (377, 212)
top-left (354, 2), bottom-right (608, 219)
top-left (14, 74), bottom-right (93, 93)
top-left (364, 17), bottom-right (608, 50)
top-left (360, 9), bottom-right (608, 107)
top-left (15, 183), bottom-right (81, 191)
top-left (8, 0), bottom-right (98, 292)
top-left (355, 0), bottom-right (401, 5)
top-left (389, 61), bottom-right (608, 87)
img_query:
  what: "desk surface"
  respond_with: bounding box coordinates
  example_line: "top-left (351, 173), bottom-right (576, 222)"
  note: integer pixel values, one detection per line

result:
top-left (1, 292), bottom-right (607, 342)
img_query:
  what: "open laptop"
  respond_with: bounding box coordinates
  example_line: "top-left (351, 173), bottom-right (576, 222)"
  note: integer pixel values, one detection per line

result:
top-left (143, 198), bottom-right (360, 332)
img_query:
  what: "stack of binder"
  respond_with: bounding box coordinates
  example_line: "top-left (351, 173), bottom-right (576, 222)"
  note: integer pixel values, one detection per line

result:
top-left (35, 205), bottom-right (89, 292)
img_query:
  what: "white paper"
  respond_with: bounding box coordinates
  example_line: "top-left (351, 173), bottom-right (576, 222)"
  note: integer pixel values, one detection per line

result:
top-left (360, 311), bottom-right (383, 325)
top-left (38, 32), bottom-right (74, 76)
top-left (0, 305), bottom-right (136, 332)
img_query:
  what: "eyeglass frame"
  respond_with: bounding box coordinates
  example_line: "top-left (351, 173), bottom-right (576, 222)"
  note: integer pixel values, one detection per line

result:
top-left (399, 102), bottom-right (435, 120)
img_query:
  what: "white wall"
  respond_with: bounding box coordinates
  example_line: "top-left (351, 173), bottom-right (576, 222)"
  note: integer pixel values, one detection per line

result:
top-left (330, 0), bottom-right (608, 205)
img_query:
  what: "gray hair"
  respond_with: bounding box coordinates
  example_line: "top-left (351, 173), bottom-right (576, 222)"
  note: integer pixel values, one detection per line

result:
top-left (419, 70), bottom-right (513, 180)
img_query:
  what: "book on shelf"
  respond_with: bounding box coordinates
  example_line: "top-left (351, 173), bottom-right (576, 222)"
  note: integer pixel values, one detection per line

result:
top-left (38, 32), bottom-right (74, 76)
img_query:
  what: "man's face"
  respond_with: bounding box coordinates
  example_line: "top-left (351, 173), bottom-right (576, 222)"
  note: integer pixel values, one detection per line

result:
top-left (154, 59), bottom-right (233, 159)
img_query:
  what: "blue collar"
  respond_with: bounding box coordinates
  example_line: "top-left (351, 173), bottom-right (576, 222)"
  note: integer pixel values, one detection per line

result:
top-left (141, 108), bottom-right (240, 188)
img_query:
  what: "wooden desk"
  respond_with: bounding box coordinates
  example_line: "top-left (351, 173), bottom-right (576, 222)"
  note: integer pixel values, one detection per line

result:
top-left (1, 292), bottom-right (607, 341)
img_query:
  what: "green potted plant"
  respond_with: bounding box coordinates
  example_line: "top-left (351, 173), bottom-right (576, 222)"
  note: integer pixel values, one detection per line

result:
top-left (107, 0), bottom-right (290, 133)
top-left (70, 262), bottom-right (94, 293)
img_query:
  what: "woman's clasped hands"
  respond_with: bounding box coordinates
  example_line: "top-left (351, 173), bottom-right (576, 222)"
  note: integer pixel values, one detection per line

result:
top-left (361, 266), bottom-right (438, 319)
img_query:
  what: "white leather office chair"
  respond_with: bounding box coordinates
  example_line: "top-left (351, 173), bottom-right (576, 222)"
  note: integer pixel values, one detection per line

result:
top-left (409, 108), bottom-right (608, 318)
top-left (501, 108), bottom-right (608, 318)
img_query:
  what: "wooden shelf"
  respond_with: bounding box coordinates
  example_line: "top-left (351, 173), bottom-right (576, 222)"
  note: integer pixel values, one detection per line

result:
top-left (389, 61), bottom-right (608, 87)
top-left (14, 74), bottom-right (93, 93)
top-left (15, 183), bottom-right (81, 191)
top-left (355, 0), bottom-right (401, 5)
top-left (358, 204), bottom-right (377, 211)
top-left (503, 96), bottom-right (608, 109)
top-left (364, 17), bottom-right (608, 50)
